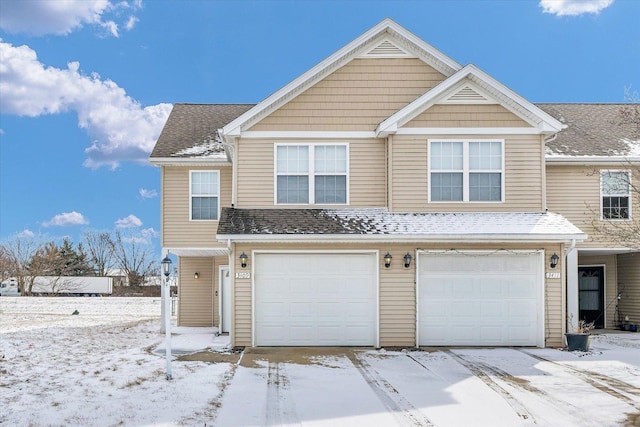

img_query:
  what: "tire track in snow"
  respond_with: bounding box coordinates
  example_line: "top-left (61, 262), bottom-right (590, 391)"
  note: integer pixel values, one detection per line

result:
top-left (265, 361), bottom-right (300, 426)
top-left (347, 351), bottom-right (434, 427)
top-left (519, 350), bottom-right (640, 410)
top-left (450, 351), bottom-right (596, 425)
top-left (444, 350), bottom-right (536, 425)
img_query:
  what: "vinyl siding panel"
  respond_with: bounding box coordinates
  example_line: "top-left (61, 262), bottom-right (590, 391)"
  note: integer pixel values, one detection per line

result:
top-left (236, 139), bottom-right (386, 208)
top-left (618, 252), bottom-right (640, 325)
top-left (391, 134), bottom-right (544, 212)
top-left (162, 166), bottom-right (232, 248)
top-left (406, 104), bottom-right (531, 128)
top-left (178, 257), bottom-right (214, 327)
top-left (250, 58), bottom-right (446, 131)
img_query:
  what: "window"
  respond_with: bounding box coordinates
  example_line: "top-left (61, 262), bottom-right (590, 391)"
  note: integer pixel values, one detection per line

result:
top-left (601, 170), bottom-right (631, 219)
top-left (429, 140), bottom-right (503, 202)
top-left (190, 171), bottom-right (219, 220)
top-left (276, 144), bottom-right (348, 204)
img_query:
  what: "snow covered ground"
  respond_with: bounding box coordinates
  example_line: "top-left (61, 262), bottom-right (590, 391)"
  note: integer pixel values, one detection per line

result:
top-left (1, 297), bottom-right (639, 426)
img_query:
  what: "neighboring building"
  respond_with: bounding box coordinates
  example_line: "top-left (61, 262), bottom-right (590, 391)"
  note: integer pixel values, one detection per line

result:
top-left (150, 19), bottom-right (639, 348)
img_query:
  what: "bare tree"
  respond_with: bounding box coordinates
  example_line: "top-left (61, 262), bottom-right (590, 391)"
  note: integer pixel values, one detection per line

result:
top-left (82, 231), bottom-right (115, 276)
top-left (110, 230), bottom-right (157, 286)
top-left (0, 235), bottom-right (45, 295)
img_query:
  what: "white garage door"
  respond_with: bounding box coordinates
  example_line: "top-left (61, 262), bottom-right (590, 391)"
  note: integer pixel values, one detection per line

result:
top-left (254, 253), bottom-right (377, 346)
top-left (418, 252), bottom-right (543, 347)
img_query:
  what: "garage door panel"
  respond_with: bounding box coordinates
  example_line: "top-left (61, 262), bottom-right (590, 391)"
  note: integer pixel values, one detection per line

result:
top-left (419, 252), bottom-right (542, 346)
top-left (255, 253), bottom-right (377, 346)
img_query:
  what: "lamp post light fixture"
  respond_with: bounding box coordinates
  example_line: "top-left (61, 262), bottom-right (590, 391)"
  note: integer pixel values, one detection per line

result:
top-left (403, 252), bottom-right (413, 268)
top-left (239, 252), bottom-right (248, 269)
top-left (383, 252), bottom-right (392, 268)
top-left (194, 272), bottom-right (199, 279)
top-left (161, 255), bottom-right (173, 380)
top-left (550, 253), bottom-right (560, 269)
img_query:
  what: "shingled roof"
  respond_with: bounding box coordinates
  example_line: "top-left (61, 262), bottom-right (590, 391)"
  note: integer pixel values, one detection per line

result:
top-left (217, 207), bottom-right (586, 241)
top-left (537, 103), bottom-right (640, 158)
top-left (150, 103), bottom-right (254, 159)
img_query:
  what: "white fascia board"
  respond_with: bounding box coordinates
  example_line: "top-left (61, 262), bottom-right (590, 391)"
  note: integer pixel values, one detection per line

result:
top-left (163, 247), bottom-right (229, 257)
top-left (222, 19), bottom-right (462, 138)
top-left (546, 156), bottom-right (640, 165)
top-left (149, 157), bottom-right (232, 167)
top-left (376, 64), bottom-right (565, 137)
top-left (217, 233), bottom-right (587, 243)
top-left (241, 131), bottom-right (378, 139)
top-left (395, 127), bottom-right (541, 135)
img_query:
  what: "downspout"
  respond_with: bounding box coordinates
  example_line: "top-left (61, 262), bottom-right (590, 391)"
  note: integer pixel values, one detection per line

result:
top-left (387, 135), bottom-right (393, 211)
top-left (565, 238), bottom-right (579, 335)
top-left (227, 239), bottom-right (234, 346)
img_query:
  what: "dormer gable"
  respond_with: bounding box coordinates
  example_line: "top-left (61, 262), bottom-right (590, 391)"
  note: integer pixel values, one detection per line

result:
top-left (376, 64), bottom-right (566, 137)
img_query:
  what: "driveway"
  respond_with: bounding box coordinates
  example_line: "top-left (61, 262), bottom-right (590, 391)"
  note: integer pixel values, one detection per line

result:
top-left (212, 338), bottom-right (640, 426)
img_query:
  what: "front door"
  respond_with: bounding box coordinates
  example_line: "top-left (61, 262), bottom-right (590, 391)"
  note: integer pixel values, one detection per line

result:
top-left (578, 266), bottom-right (605, 328)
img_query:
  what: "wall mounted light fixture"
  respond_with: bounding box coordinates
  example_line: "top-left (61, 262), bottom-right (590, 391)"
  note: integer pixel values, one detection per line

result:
top-left (403, 252), bottom-right (413, 268)
top-left (194, 272), bottom-right (199, 279)
top-left (240, 252), bottom-right (248, 269)
top-left (384, 252), bottom-right (392, 268)
top-left (550, 253), bottom-right (559, 269)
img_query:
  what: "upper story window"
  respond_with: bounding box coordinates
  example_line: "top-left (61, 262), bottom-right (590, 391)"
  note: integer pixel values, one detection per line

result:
top-left (276, 143), bottom-right (348, 204)
top-left (601, 170), bottom-right (631, 220)
top-left (429, 139), bottom-right (504, 202)
top-left (190, 170), bottom-right (219, 220)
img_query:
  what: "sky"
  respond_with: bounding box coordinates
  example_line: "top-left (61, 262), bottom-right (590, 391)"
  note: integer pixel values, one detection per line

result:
top-left (1, 0), bottom-right (639, 258)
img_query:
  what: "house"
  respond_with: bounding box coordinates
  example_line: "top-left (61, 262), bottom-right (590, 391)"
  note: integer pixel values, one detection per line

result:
top-left (150, 19), bottom-right (639, 348)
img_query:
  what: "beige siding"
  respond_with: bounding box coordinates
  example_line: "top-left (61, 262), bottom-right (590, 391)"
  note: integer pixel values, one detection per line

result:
top-left (618, 252), bottom-right (640, 325)
top-left (230, 242), bottom-right (564, 348)
top-left (547, 165), bottom-right (640, 248)
top-left (406, 104), bottom-right (531, 128)
top-left (178, 257), bottom-right (214, 327)
top-left (391, 134), bottom-right (545, 212)
top-left (162, 166), bottom-right (231, 248)
top-left (250, 58), bottom-right (446, 131)
top-left (578, 255), bottom-right (618, 328)
top-left (236, 139), bottom-right (386, 208)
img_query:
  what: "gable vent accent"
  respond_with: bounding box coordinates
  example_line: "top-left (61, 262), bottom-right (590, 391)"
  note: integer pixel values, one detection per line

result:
top-left (441, 85), bottom-right (495, 104)
top-left (361, 39), bottom-right (412, 58)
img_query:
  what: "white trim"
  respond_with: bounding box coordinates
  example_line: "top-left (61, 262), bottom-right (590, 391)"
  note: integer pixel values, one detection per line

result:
top-left (599, 169), bottom-right (633, 221)
top-left (415, 249), bottom-right (545, 348)
top-left (251, 250), bottom-right (380, 348)
top-left (189, 170), bottom-right (220, 222)
top-left (164, 247), bottom-right (228, 257)
top-left (218, 265), bottom-right (230, 333)
top-left (221, 19), bottom-right (461, 138)
top-left (150, 158), bottom-right (232, 167)
top-left (546, 156), bottom-right (640, 165)
top-left (241, 131), bottom-right (377, 139)
top-left (217, 233), bottom-right (587, 243)
top-left (427, 139), bottom-right (505, 203)
top-left (274, 142), bottom-right (350, 205)
top-left (577, 264), bottom-right (607, 328)
top-left (396, 127), bottom-right (540, 135)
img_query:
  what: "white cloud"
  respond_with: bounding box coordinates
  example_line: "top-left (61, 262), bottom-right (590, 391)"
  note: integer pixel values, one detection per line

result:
top-left (540, 0), bottom-right (614, 16)
top-left (17, 229), bottom-right (35, 239)
top-left (0, 0), bottom-right (142, 37)
top-left (43, 212), bottom-right (89, 227)
top-left (115, 214), bottom-right (142, 228)
top-left (125, 16), bottom-right (139, 31)
top-left (140, 227), bottom-right (159, 239)
top-left (139, 188), bottom-right (158, 199)
top-left (0, 40), bottom-right (172, 169)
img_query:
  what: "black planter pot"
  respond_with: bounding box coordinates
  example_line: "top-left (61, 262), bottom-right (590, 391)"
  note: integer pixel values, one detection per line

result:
top-left (565, 333), bottom-right (590, 351)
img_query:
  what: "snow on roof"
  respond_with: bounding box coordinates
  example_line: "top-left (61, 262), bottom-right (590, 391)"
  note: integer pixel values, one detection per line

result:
top-left (217, 208), bottom-right (586, 241)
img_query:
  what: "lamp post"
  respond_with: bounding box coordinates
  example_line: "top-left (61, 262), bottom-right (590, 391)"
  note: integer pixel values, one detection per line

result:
top-left (161, 255), bottom-right (173, 380)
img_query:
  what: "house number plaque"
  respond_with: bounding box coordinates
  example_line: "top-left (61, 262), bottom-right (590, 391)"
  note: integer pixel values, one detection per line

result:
top-left (235, 272), bottom-right (251, 279)
top-left (545, 272), bottom-right (561, 279)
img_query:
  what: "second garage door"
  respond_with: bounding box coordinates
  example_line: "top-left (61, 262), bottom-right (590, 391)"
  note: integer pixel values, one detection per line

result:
top-left (254, 252), bottom-right (377, 346)
top-left (418, 251), bottom-right (543, 347)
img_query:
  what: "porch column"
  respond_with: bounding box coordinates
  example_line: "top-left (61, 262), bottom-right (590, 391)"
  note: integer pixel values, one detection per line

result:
top-left (566, 247), bottom-right (579, 332)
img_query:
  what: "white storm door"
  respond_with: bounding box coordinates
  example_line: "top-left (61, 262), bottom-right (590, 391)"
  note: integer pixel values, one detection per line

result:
top-left (418, 252), bottom-right (542, 347)
top-left (254, 252), bottom-right (377, 346)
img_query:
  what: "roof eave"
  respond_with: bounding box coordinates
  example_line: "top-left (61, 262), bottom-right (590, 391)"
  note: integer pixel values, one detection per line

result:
top-left (149, 157), bottom-right (232, 167)
top-left (545, 156), bottom-right (640, 165)
top-left (217, 233), bottom-right (587, 243)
